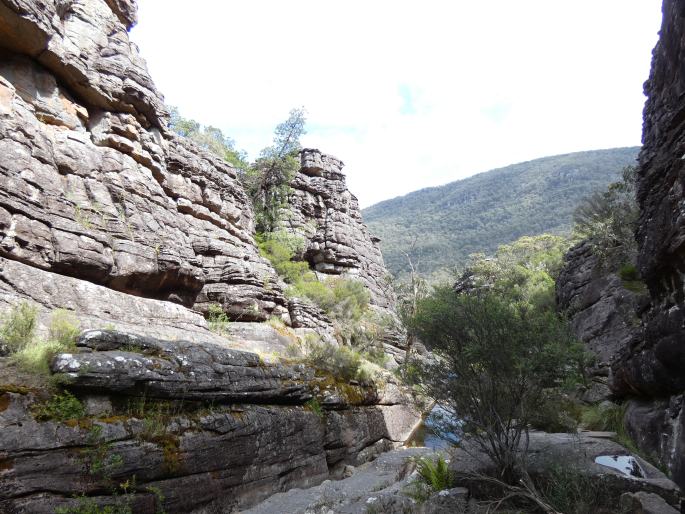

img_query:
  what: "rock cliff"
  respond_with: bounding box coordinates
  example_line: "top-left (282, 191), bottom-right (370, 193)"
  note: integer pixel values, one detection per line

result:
top-left (556, 241), bottom-right (647, 403)
top-left (284, 149), bottom-right (405, 350)
top-left (558, 0), bottom-right (685, 490)
top-left (0, 0), bottom-right (416, 511)
top-left (286, 149), bottom-right (396, 312)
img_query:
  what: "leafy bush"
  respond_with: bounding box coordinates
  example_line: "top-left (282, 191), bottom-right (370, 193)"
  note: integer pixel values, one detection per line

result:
top-left (48, 309), bottom-right (81, 347)
top-left (324, 279), bottom-right (370, 324)
top-left (0, 301), bottom-right (38, 351)
top-left (0, 304), bottom-right (78, 375)
top-left (207, 303), bottom-right (230, 334)
top-left (579, 402), bottom-right (643, 456)
top-left (303, 339), bottom-right (371, 383)
top-left (467, 234), bottom-right (571, 312)
top-left (618, 263), bottom-right (639, 282)
top-left (404, 455), bottom-right (454, 503)
top-left (573, 166), bottom-right (638, 269)
top-left (257, 231), bottom-right (309, 283)
top-left (34, 390), bottom-right (85, 421)
top-left (304, 397), bottom-right (324, 418)
top-left (407, 289), bottom-right (585, 482)
top-left (13, 339), bottom-right (67, 375)
top-left (414, 455), bottom-right (454, 491)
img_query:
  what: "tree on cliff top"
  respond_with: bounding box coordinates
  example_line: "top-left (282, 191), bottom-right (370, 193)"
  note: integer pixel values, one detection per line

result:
top-left (168, 107), bottom-right (248, 169)
top-left (572, 165), bottom-right (638, 269)
top-left (243, 107), bottom-right (307, 233)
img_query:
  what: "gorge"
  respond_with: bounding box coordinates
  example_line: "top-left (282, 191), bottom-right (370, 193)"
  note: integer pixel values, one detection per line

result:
top-left (0, 0), bottom-right (684, 513)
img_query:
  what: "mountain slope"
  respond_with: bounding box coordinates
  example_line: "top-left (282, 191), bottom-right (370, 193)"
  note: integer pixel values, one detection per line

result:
top-left (363, 147), bottom-right (639, 277)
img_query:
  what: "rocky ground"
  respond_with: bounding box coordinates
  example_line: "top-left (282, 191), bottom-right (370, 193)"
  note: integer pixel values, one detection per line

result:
top-left (244, 431), bottom-right (682, 514)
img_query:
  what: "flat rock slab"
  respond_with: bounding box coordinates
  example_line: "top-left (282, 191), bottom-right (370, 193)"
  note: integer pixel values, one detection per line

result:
top-left (51, 330), bottom-right (314, 403)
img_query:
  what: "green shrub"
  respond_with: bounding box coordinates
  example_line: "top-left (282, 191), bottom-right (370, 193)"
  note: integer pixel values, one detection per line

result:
top-left (618, 263), bottom-right (639, 282)
top-left (0, 301), bottom-right (38, 351)
top-left (304, 398), bottom-right (324, 418)
top-left (326, 279), bottom-right (370, 323)
top-left (580, 402), bottom-right (624, 432)
top-left (404, 455), bottom-right (454, 501)
top-left (573, 166), bottom-right (638, 269)
top-left (535, 465), bottom-right (607, 514)
top-left (414, 455), bottom-right (453, 491)
top-left (207, 303), bottom-right (230, 334)
top-left (408, 289), bottom-right (585, 482)
top-left (34, 390), bottom-right (85, 421)
top-left (13, 339), bottom-right (66, 375)
top-left (9, 308), bottom-right (79, 375)
top-left (288, 278), bottom-right (333, 306)
top-left (304, 340), bottom-right (367, 383)
top-left (49, 309), bottom-right (81, 347)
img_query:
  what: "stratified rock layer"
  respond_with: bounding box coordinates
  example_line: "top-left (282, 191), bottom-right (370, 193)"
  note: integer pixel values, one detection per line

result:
top-left (286, 150), bottom-right (397, 312)
top-left (613, 0), bottom-right (685, 489)
top-left (0, 0), bottom-right (417, 511)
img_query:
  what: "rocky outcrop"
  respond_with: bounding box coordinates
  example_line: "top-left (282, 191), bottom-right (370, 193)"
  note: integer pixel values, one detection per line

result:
top-left (0, 387), bottom-right (329, 514)
top-left (556, 241), bottom-right (647, 402)
top-left (608, 0), bottom-right (685, 490)
top-left (0, 0), bottom-right (417, 511)
top-left (286, 150), bottom-right (398, 311)
top-left (52, 330), bottom-right (314, 403)
top-left (0, 42), bottom-right (289, 322)
top-left (0, 328), bottom-right (421, 513)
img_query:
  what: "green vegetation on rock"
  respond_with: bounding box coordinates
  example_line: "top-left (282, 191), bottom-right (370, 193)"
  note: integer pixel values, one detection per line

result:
top-left (168, 107), bottom-right (248, 169)
top-left (363, 147), bottom-right (639, 279)
top-left (1, 303), bottom-right (80, 376)
top-left (242, 108), bottom-right (307, 233)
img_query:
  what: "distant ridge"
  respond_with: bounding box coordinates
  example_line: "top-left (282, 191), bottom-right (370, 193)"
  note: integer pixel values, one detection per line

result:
top-left (363, 147), bottom-right (640, 278)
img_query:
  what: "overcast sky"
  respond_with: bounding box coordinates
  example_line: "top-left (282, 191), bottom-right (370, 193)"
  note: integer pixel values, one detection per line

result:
top-left (131, 1), bottom-right (662, 208)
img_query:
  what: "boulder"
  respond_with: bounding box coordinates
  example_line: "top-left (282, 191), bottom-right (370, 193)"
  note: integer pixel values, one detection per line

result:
top-left (620, 491), bottom-right (680, 514)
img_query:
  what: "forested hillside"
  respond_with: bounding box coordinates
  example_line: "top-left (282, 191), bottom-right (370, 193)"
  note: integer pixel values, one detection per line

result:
top-left (363, 147), bottom-right (639, 277)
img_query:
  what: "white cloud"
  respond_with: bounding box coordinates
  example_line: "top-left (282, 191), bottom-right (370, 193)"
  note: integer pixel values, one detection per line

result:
top-left (131, 0), bottom-right (661, 207)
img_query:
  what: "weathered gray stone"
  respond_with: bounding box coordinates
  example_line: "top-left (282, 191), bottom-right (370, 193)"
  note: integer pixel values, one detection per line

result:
top-left (284, 149), bottom-right (405, 347)
top-left (624, 396), bottom-right (685, 491)
top-left (620, 491), bottom-right (680, 514)
top-left (0, 0), bottom-right (166, 128)
top-left (556, 241), bottom-right (644, 388)
top-left (324, 404), bottom-right (422, 473)
top-left (243, 447), bottom-right (438, 514)
top-left (0, 390), bottom-right (329, 513)
top-left (51, 330), bottom-right (314, 403)
top-left (0, 52), bottom-right (291, 320)
top-left (609, 0), bottom-right (685, 488)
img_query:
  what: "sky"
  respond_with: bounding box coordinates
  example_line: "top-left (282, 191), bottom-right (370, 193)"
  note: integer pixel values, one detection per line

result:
top-left (130, 1), bottom-right (662, 208)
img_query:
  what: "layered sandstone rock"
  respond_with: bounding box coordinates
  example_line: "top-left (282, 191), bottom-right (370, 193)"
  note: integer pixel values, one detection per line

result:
top-left (284, 149), bottom-right (405, 347)
top-left (0, 329), bottom-right (420, 513)
top-left (0, 1), bottom-right (416, 511)
top-left (286, 150), bottom-right (396, 307)
top-left (0, 46), bottom-right (289, 322)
